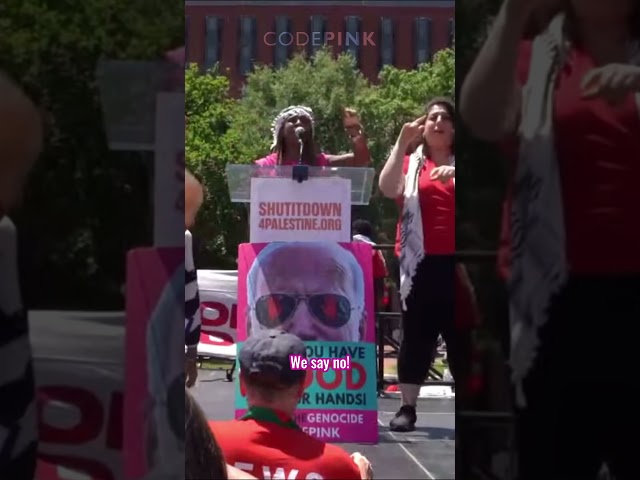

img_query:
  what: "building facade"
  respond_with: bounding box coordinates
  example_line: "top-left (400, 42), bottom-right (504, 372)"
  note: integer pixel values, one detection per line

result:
top-left (185, 0), bottom-right (454, 90)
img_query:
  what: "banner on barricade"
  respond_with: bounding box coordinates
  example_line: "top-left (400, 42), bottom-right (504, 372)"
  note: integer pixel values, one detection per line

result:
top-left (123, 248), bottom-right (184, 479)
top-left (197, 269), bottom-right (238, 359)
top-left (235, 242), bottom-right (378, 444)
top-left (33, 312), bottom-right (124, 480)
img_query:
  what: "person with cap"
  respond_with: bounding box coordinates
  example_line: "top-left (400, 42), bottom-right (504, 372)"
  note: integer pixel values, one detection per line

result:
top-left (209, 330), bottom-right (373, 480)
top-left (255, 105), bottom-right (370, 167)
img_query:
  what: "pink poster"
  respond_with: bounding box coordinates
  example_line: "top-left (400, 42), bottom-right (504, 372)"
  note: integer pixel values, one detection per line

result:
top-left (123, 247), bottom-right (184, 479)
top-left (236, 242), bottom-right (378, 444)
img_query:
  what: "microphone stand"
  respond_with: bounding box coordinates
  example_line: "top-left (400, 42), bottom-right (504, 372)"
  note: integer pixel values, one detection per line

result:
top-left (292, 135), bottom-right (309, 183)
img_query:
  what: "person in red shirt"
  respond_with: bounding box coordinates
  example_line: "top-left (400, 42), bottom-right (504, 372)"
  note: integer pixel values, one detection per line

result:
top-left (378, 98), bottom-right (456, 432)
top-left (210, 330), bottom-right (372, 480)
top-left (460, 0), bottom-right (640, 478)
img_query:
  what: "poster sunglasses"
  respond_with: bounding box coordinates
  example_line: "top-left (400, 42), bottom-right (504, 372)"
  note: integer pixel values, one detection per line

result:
top-left (254, 293), bottom-right (352, 328)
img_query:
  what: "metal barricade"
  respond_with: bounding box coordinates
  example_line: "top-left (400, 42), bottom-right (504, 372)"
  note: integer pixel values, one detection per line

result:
top-left (372, 244), bottom-right (455, 394)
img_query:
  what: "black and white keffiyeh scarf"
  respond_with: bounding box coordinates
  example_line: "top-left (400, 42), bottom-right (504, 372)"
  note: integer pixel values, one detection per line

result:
top-left (0, 216), bottom-right (36, 475)
top-left (509, 13), bottom-right (640, 407)
top-left (184, 230), bottom-right (201, 348)
top-left (398, 145), bottom-right (455, 310)
top-left (270, 105), bottom-right (315, 151)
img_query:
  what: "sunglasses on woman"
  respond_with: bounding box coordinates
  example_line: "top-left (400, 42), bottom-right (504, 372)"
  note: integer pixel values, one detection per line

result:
top-left (254, 293), bottom-right (352, 328)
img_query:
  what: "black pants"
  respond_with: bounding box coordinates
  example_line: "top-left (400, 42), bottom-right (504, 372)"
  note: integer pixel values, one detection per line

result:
top-left (397, 255), bottom-right (458, 385)
top-left (516, 275), bottom-right (640, 480)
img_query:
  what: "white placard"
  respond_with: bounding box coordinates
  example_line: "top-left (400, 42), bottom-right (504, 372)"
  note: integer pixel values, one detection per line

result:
top-left (154, 93), bottom-right (185, 247)
top-left (249, 177), bottom-right (351, 243)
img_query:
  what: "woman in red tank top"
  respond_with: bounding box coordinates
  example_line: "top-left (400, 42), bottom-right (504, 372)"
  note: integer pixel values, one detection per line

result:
top-left (378, 98), bottom-right (457, 432)
top-left (461, 0), bottom-right (640, 478)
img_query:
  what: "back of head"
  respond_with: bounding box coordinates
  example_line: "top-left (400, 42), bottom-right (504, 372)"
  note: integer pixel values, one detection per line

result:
top-left (239, 330), bottom-right (308, 406)
top-left (352, 219), bottom-right (374, 239)
top-left (185, 388), bottom-right (228, 480)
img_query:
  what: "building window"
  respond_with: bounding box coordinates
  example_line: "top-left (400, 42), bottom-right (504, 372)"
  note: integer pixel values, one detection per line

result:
top-left (344, 16), bottom-right (361, 68)
top-left (449, 18), bottom-right (455, 48)
top-left (309, 15), bottom-right (327, 57)
top-left (414, 17), bottom-right (432, 66)
top-left (238, 16), bottom-right (257, 76)
top-left (205, 16), bottom-right (222, 70)
top-left (274, 16), bottom-right (291, 68)
top-left (379, 17), bottom-right (394, 70)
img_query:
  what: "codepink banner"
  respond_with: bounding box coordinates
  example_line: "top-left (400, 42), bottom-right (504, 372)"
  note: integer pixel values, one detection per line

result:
top-left (236, 409), bottom-right (379, 443)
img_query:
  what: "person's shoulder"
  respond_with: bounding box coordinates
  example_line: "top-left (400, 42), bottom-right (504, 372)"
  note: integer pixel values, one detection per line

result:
top-left (210, 419), bottom-right (241, 432)
top-left (316, 152), bottom-right (330, 166)
top-left (0, 215), bottom-right (16, 232)
top-left (209, 419), bottom-right (244, 440)
top-left (255, 153), bottom-right (277, 166)
top-left (0, 216), bottom-right (17, 248)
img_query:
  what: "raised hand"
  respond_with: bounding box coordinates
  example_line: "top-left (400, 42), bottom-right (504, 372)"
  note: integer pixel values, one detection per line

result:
top-left (430, 165), bottom-right (455, 183)
top-left (581, 63), bottom-right (640, 104)
top-left (398, 115), bottom-right (426, 147)
top-left (351, 452), bottom-right (373, 479)
top-left (343, 107), bottom-right (364, 138)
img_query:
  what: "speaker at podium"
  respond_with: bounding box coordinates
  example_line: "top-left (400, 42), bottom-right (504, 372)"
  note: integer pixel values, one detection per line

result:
top-left (227, 162), bottom-right (380, 444)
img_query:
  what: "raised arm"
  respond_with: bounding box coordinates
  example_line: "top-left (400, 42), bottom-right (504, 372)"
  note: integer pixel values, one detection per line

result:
top-left (378, 116), bottom-right (425, 199)
top-left (459, 0), bottom-right (533, 141)
top-left (325, 108), bottom-right (371, 167)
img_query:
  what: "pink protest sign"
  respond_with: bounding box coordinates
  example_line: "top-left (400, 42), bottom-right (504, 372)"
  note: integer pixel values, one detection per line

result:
top-left (236, 242), bottom-right (378, 444)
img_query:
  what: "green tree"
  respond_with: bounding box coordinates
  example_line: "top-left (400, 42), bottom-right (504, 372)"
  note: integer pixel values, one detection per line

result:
top-left (185, 64), bottom-right (245, 268)
top-left (186, 47), bottom-right (455, 267)
top-left (1, 0), bottom-right (183, 308)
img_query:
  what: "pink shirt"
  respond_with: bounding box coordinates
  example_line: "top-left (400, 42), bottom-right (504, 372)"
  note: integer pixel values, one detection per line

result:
top-left (255, 152), bottom-right (330, 167)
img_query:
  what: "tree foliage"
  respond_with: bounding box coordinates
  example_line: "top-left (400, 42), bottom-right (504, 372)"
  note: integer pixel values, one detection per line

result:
top-left (1, 0), bottom-right (183, 308)
top-left (186, 48), bottom-right (454, 268)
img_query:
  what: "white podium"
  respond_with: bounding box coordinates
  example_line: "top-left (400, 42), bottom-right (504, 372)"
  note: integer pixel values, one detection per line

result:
top-left (225, 164), bottom-right (376, 243)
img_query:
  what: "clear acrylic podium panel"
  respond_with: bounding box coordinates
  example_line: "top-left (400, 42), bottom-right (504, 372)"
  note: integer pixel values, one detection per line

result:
top-left (225, 164), bottom-right (376, 205)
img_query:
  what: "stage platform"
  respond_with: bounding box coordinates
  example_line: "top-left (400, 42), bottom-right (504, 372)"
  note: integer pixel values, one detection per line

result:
top-left (193, 369), bottom-right (455, 480)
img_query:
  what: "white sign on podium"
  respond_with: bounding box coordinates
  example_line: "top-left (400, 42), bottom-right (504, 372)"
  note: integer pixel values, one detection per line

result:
top-left (249, 177), bottom-right (351, 243)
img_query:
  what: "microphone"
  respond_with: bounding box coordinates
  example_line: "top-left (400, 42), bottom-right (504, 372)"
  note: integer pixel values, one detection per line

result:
top-left (295, 127), bottom-right (305, 164)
